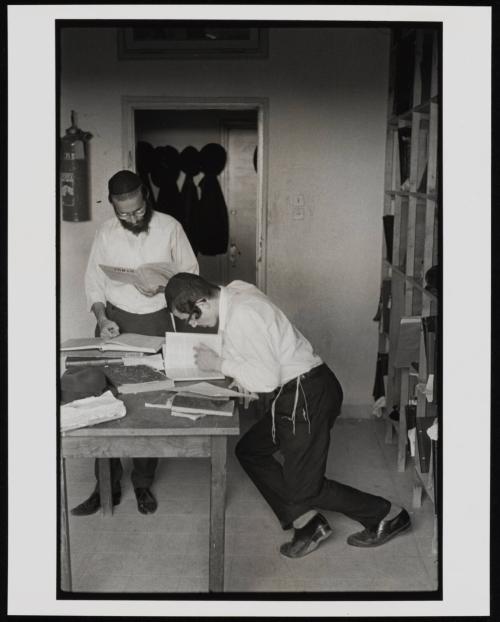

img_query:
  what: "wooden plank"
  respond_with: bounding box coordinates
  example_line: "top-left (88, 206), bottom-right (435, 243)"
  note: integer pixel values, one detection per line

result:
top-left (97, 458), bottom-right (113, 516)
top-left (397, 370), bottom-right (409, 472)
top-left (60, 457), bottom-right (72, 592)
top-left (209, 436), bottom-right (227, 592)
top-left (62, 435), bottom-right (211, 458)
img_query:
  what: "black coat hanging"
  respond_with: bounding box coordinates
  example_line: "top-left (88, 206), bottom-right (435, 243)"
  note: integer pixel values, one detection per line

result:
top-left (179, 146), bottom-right (202, 254)
top-left (150, 146), bottom-right (183, 222)
top-left (135, 141), bottom-right (157, 208)
top-left (196, 143), bottom-right (229, 256)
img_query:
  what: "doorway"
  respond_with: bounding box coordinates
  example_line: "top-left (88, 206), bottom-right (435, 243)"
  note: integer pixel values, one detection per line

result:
top-left (122, 97), bottom-right (268, 290)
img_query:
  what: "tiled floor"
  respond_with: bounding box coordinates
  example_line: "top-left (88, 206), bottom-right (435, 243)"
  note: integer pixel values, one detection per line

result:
top-left (65, 415), bottom-right (438, 593)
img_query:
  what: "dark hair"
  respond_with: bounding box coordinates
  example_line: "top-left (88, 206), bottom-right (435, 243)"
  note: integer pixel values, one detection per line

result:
top-left (165, 273), bottom-right (220, 315)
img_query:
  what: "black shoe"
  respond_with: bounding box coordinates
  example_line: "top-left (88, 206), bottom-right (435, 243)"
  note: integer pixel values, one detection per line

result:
top-left (70, 489), bottom-right (121, 516)
top-left (134, 487), bottom-right (157, 514)
top-left (279, 513), bottom-right (332, 558)
top-left (347, 508), bottom-right (411, 547)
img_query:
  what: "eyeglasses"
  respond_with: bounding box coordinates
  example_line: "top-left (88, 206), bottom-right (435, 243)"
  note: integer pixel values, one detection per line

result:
top-left (187, 305), bottom-right (202, 325)
top-left (115, 201), bottom-right (146, 222)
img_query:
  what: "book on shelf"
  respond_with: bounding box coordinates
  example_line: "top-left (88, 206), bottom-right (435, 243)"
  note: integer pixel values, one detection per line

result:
top-left (382, 215), bottom-right (395, 263)
top-left (61, 333), bottom-right (164, 354)
top-left (415, 415), bottom-right (435, 473)
top-left (394, 316), bottom-right (421, 368)
top-left (163, 332), bottom-right (225, 381)
top-left (372, 352), bottom-right (389, 401)
top-left (171, 394), bottom-right (234, 417)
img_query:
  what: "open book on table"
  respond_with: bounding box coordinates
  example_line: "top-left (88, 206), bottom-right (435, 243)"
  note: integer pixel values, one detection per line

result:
top-left (163, 332), bottom-right (225, 381)
top-left (61, 333), bottom-right (165, 354)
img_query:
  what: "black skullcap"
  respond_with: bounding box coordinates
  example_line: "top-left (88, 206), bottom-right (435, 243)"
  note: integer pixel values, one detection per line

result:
top-left (199, 143), bottom-right (227, 176)
top-left (179, 146), bottom-right (201, 177)
top-left (60, 367), bottom-right (108, 405)
top-left (108, 170), bottom-right (142, 196)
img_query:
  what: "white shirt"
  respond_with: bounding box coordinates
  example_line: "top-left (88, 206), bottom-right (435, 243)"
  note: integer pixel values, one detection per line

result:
top-left (219, 281), bottom-right (322, 393)
top-left (85, 211), bottom-right (199, 314)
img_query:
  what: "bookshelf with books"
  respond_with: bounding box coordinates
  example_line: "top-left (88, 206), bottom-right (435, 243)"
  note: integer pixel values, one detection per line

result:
top-left (374, 26), bottom-right (439, 549)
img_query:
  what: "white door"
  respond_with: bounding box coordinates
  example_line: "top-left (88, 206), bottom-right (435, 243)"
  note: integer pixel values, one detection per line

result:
top-left (222, 123), bottom-right (258, 284)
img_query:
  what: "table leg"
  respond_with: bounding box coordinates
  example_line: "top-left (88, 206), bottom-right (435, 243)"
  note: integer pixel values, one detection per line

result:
top-left (97, 458), bottom-right (113, 516)
top-left (60, 457), bottom-right (72, 592)
top-left (209, 436), bottom-right (227, 592)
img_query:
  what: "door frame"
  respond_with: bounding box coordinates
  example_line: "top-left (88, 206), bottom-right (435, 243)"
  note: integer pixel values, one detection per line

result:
top-left (121, 96), bottom-right (269, 292)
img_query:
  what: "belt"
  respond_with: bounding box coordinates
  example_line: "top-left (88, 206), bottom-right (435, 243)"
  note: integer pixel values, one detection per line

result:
top-left (279, 363), bottom-right (326, 394)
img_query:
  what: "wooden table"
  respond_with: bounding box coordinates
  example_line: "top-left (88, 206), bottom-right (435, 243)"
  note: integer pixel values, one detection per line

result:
top-left (60, 390), bottom-right (240, 593)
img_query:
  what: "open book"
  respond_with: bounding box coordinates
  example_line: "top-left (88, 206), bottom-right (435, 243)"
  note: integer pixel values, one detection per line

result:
top-left (163, 332), bottom-right (225, 381)
top-left (61, 333), bottom-right (165, 354)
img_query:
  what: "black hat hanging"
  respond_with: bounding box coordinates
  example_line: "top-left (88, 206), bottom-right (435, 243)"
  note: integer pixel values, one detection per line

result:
top-left (179, 146), bottom-right (202, 254)
top-left (196, 143), bottom-right (229, 256)
top-left (135, 141), bottom-right (157, 208)
top-left (151, 146), bottom-right (183, 222)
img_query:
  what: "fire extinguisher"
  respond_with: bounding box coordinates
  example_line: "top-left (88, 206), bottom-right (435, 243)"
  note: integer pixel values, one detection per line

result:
top-left (60, 111), bottom-right (93, 222)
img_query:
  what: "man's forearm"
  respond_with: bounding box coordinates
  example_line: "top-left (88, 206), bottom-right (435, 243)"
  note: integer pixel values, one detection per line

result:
top-left (91, 302), bottom-right (107, 323)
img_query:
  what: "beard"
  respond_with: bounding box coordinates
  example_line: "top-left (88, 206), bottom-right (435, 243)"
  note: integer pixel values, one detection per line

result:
top-left (119, 202), bottom-right (153, 235)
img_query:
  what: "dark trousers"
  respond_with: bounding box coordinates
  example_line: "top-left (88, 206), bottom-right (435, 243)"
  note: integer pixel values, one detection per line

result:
top-left (93, 303), bottom-right (177, 492)
top-left (235, 364), bottom-right (391, 528)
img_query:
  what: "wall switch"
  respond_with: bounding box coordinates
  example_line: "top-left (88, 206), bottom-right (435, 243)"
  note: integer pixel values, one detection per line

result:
top-left (293, 194), bottom-right (305, 207)
top-left (292, 206), bottom-right (305, 220)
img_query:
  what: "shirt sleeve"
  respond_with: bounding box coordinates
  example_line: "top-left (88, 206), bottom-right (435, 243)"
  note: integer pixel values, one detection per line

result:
top-left (84, 229), bottom-right (107, 310)
top-left (220, 305), bottom-right (281, 393)
top-left (171, 221), bottom-right (199, 275)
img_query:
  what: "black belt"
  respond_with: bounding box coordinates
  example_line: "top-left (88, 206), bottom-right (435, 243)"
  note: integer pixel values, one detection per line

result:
top-left (278, 363), bottom-right (326, 394)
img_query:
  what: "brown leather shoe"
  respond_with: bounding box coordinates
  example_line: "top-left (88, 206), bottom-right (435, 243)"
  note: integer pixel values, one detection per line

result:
top-left (347, 508), bottom-right (411, 547)
top-left (280, 514), bottom-right (332, 558)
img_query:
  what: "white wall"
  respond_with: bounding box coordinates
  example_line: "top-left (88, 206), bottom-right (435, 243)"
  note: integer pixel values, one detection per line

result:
top-left (60, 26), bottom-right (390, 416)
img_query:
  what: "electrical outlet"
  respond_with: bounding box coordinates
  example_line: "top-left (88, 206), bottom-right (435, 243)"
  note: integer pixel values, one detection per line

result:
top-left (292, 206), bottom-right (305, 220)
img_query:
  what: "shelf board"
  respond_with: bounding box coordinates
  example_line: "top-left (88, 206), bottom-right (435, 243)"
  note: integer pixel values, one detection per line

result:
top-left (413, 457), bottom-right (435, 505)
top-left (385, 190), bottom-right (438, 202)
top-left (389, 97), bottom-right (438, 123)
top-left (389, 265), bottom-right (438, 301)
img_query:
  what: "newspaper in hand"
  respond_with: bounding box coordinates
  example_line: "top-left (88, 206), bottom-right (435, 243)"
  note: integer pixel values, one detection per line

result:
top-left (99, 262), bottom-right (179, 293)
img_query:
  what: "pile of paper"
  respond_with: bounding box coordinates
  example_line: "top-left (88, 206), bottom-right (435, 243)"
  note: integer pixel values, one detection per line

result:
top-left (60, 390), bottom-right (126, 433)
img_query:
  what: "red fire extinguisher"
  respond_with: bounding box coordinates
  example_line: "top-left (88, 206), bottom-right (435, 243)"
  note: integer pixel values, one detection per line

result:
top-left (60, 111), bottom-right (93, 222)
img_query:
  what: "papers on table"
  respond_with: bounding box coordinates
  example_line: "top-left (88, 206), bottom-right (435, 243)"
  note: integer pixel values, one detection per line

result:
top-left (61, 390), bottom-right (126, 433)
top-left (170, 381), bottom-right (258, 401)
top-left (118, 379), bottom-right (175, 394)
top-left (163, 333), bottom-right (225, 381)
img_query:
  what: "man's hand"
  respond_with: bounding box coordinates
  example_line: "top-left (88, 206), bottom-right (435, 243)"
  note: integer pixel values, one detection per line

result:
top-left (98, 318), bottom-right (120, 338)
top-left (194, 344), bottom-right (222, 372)
top-left (134, 264), bottom-right (169, 296)
top-left (134, 282), bottom-right (163, 297)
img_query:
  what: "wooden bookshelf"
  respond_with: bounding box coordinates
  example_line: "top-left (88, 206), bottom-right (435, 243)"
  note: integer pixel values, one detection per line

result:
top-left (375, 26), bottom-right (440, 550)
